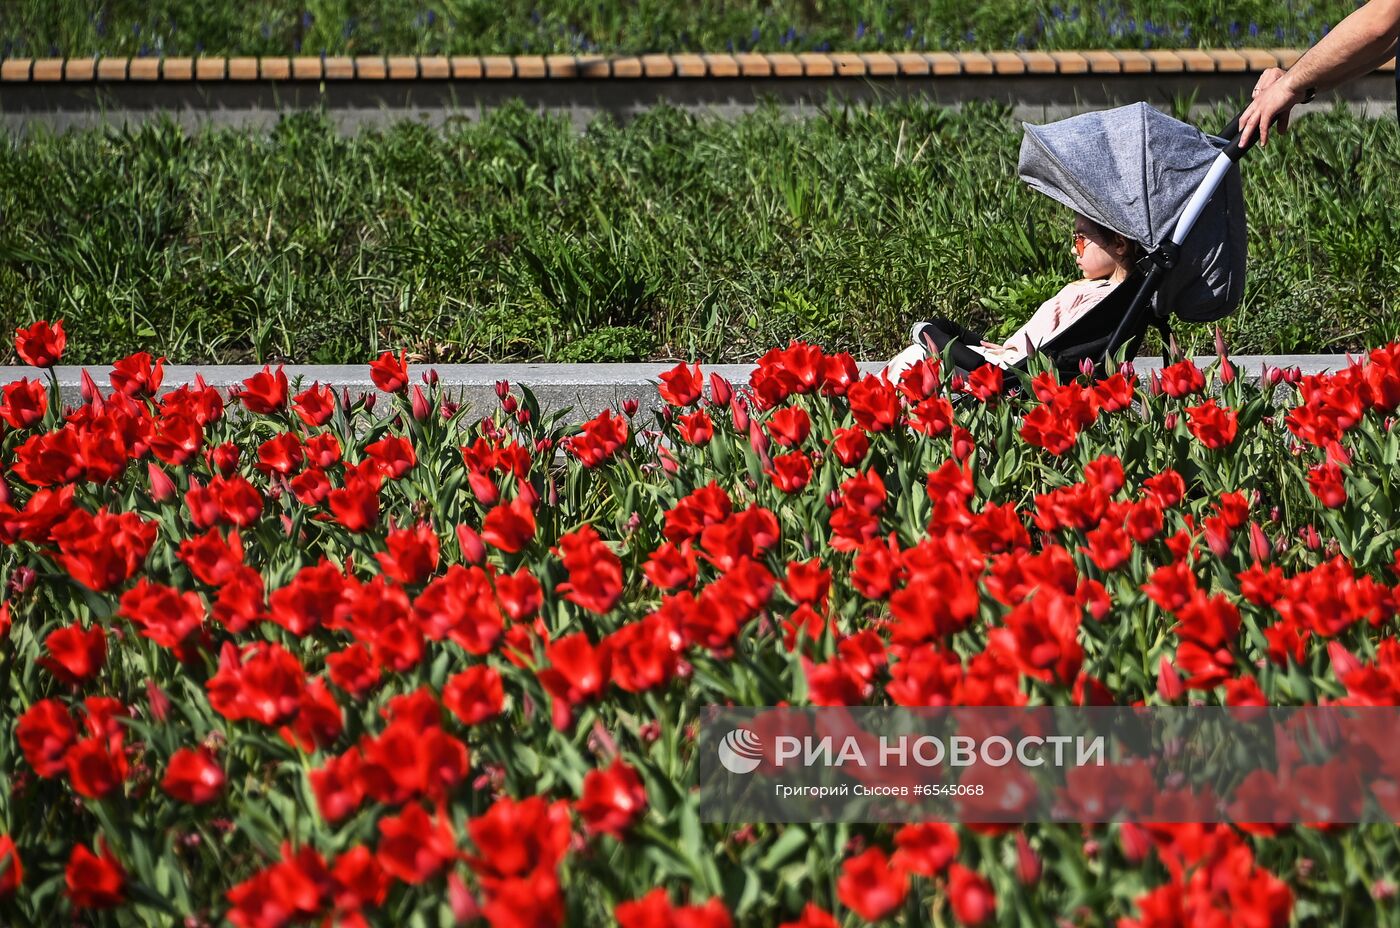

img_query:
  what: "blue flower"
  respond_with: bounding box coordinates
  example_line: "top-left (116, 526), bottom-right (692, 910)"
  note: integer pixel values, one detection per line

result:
top-left (751, 28), bottom-right (761, 45)
top-left (856, 21), bottom-right (866, 39)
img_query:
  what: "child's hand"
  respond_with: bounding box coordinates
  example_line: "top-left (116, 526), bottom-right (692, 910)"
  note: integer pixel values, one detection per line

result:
top-left (979, 340), bottom-right (1006, 351)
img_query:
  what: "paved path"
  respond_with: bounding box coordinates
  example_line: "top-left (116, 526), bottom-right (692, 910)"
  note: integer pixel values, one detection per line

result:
top-left (0, 355), bottom-right (1358, 425)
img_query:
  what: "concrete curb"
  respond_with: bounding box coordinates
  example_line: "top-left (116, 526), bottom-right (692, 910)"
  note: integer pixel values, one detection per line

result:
top-left (0, 356), bottom-right (1359, 425)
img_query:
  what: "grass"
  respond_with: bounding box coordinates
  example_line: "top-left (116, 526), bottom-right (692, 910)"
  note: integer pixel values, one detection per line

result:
top-left (0, 99), bottom-right (1397, 367)
top-left (0, 0), bottom-right (1366, 59)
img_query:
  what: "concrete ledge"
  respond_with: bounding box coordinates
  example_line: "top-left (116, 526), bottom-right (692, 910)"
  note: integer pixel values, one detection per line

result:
top-left (0, 51), bottom-right (1391, 84)
top-left (0, 356), bottom-right (1357, 426)
top-left (0, 48), bottom-right (1395, 132)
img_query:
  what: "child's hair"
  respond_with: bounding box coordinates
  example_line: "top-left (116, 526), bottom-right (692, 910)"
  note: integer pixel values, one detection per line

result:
top-left (1081, 216), bottom-right (1144, 268)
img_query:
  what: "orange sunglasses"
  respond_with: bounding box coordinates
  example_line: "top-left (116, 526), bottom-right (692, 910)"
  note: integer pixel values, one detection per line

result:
top-left (1072, 231), bottom-right (1090, 256)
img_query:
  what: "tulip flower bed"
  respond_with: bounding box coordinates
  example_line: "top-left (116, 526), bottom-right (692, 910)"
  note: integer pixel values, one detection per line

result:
top-left (4, 317), bottom-right (1400, 926)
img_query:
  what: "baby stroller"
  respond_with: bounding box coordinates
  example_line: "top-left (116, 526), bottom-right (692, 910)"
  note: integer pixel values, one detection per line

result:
top-left (934, 102), bottom-right (1250, 386)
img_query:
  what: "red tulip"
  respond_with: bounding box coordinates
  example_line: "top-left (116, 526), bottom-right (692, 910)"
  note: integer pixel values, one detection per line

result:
top-left (658, 362), bottom-right (703, 407)
top-left (378, 803), bottom-right (457, 884)
top-left (370, 349), bottom-right (410, 393)
top-left (232, 365), bottom-right (289, 414)
top-left (38, 623), bottom-right (107, 685)
top-left (442, 665), bottom-right (505, 726)
top-left (576, 757), bottom-right (647, 839)
top-left (0, 377), bottom-right (48, 429)
top-left (109, 351), bottom-right (166, 397)
top-left (162, 747), bottom-right (225, 804)
top-left (836, 848), bottom-right (907, 921)
top-left (66, 841), bottom-right (126, 909)
top-left (14, 318), bottom-right (66, 367)
top-left (948, 863), bottom-right (996, 925)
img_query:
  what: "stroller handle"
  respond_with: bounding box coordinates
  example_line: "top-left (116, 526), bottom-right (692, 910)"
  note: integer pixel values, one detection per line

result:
top-left (1215, 106), bottom-right (1280, 161)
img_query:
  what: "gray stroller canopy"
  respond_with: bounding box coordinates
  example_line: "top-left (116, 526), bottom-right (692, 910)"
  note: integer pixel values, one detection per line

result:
top-left (1017, 102), bottom-right (1246, 323)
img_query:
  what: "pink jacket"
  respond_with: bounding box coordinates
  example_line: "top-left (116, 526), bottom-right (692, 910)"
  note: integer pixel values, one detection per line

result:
top-left (970, 278), bottom-right (1119, 367)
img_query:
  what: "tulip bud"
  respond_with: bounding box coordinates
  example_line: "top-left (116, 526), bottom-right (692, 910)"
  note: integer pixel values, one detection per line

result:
top-left (1213, 325), bottom-right (1228, 359)
top-left (411, 385), bottom-right (430, 422)
top-left (709, 373), bottom-right (733, 409)
top-left (501, 395), bottom-right (518, 415)
top-left (952, 426), bottom-right (975, 462)
top-left (825, 490), bottom-right (842, 509)
top-left (1163, 412), bottom-right (1177, 430)
top-left (1016, 833), bottom-right (1042, 886)
top-left (146, 679), bottom-right (171, 723)
top-left (1147, 370), bottom-right (1162, 395)
top-left (548, 475), bottom-right (559, 507)
top-left (427, 368), bottom-right (439, 386)
top-left (1157, 657), bottom-right (1184, 702)
top-left (455, 524), bottom-right (486, 564)
top-left (441, 399), bottom-right (460, 419)
top-left (639, 720), bottom-right (662, 743)
top-left (622, 398), bottom-right (639, 417)
top-left (659, 446), bottom-right (679, 476)
top-left (147, 463), bottom-right (177, 503)
top-left (1248, 522), bottom-right (1271, 563)
top-left (1120, 360), bottom-right (1135, 381)
top-left (468, 471), bottom-right (499, 505)
top-left (515, 406), bottom-right (531, 425)
top-left (8, 565), bottom-right (36, 597)
top-left (516, 477), bottom-right (539, 508)
top-left (1119, 822), bottom-right (1151, 864)
top-left (495, 379), bottom-right (510, 400)
top-left (1303, 524), bottom-right (1321, 550)
top-left (1219, 358), bottom-right (1235, 385)
top-left (748, 419), bottom-right (770, 457)
top-left (1325, 441), bottom-right (1352, 467)
top-left (1079, 356), bottom-right (1095, 379)
top-left (948, 373), bottom-right (965, 393)
top-left (1328, 641), bottom-right (1362, 679)
top-left (362, 391), bottom-right (376, 412)
top-left (732, 398), bottom-right (750, 434)
top-left (342, 386), bottom-right (353, 409)
top-left (443, 871), bottom-right (482, 924)
top-left (1082, 839), bottom-right (1100, 860)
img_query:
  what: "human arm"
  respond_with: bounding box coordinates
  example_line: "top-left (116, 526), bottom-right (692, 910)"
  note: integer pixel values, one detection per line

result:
top-left (1238, 0), bottom-right (1400, 148)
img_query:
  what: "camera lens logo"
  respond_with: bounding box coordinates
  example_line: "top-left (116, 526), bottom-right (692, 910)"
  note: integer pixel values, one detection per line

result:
top-left (717, 729), bottom-right (764, 774)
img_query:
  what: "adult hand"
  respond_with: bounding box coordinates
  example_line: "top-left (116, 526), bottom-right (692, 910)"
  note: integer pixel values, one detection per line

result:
top-left (1237, 67), bottom-right (1307, 148)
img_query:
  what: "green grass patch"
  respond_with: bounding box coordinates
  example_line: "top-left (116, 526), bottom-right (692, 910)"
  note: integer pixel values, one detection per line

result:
top-left (0, 99), bottom-right (1396, 366)
top-left (0, 0), bottom-right (1365, 58)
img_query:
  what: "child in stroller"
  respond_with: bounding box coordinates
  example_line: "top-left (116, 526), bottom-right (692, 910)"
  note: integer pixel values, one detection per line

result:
top-left (883, 212), bottom-right (1143, 383)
